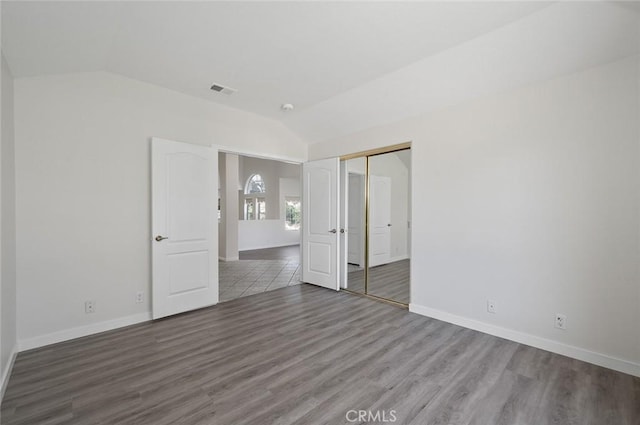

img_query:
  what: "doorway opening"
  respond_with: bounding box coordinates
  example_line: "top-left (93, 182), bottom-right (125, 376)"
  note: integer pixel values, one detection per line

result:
top-left (218, 152), bottom-right (302, 302)
top-left (340, 145), bottom-right (411, 306)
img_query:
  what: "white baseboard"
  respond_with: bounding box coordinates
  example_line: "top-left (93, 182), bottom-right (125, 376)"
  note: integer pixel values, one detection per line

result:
top-left (19, 312), bottom-right (152, 352)
top-left (0, 344), bottom-right (18, 402)
top-left (409, 303), bottom-right (640, 378)
top-left (219, 256), bottom-right (239, 262)
top-left (239, 243), bottom-right (300, 252)
top-left (388, 255), bottom-right (409, 263)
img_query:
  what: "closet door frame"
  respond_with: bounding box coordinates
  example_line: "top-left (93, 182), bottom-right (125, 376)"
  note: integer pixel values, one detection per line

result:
top-left (339, 142), bottom-right (412, 307)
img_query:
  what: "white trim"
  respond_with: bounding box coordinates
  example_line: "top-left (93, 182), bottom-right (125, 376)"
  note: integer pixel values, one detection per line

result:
top-left (0, 345), bottom-right (18, 402)
top-left (239, 242), bottom-right (300, 252)
top-left (212, 143), bottom-right (305, 164)
top-left (409, 303), bottom-right (640, 378)
top-left (148, 138), bottom-right (305, 164)
top-left (18, 312), bottom-right (152, 352)
top-left (219, 256), bottom-right (239, 262)
top-left (387, 254), bottom-right (409, 264)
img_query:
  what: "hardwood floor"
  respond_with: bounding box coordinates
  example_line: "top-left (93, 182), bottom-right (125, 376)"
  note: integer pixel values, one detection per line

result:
top-left (2, 284), bottom-right (639, 425)
top-left (348, 259), bottom-right (410, 304)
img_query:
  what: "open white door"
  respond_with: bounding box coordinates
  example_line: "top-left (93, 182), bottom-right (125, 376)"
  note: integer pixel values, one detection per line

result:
top-left (152, 138), bottom-right (218, 319)
top-left (302, 158), bottom-right (340, 290)
top-left (369, 175), bottom-right (392, 267)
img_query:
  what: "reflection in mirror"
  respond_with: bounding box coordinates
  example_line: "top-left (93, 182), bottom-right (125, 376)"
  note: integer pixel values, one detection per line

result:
top-left (367, 150), bottom-right (410, 304)
top-left (345, 157), bottom-right (366, 294)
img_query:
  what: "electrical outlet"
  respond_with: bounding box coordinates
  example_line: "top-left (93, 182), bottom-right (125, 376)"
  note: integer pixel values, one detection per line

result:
top-left (555, 313), bottom-right (567, 330)
top-left (85, 300), bottom-right (95, 314)
top-left (487, 300), bottom-right (497, 314)
top-left (136, 291), bottom-right (144, 304)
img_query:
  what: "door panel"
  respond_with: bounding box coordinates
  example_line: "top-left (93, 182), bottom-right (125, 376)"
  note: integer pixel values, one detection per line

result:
top-left (367, 149), bottom-right (411, 304)
top-left (307, 169), bottom-right (332, 234)
top-left (168, 251), bottom-right (209, 294)
top-left (369, 175), bottom-right (391, 267)
top-left (167, 153), bottom-right (210, 241)
top-left (152, 138), bottom-right (218, 319)
top-left (302, 158), bottom-right (339, 290)
top-left (308, 242), bottom-right (331, 274)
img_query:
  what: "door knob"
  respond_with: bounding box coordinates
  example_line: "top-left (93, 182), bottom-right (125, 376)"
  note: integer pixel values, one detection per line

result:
top-left (387, 223), bottom-right (392, 227)
top-left (155, 235), bottom-right (169, 242)
top-left (328, 229), bottom-right (337, 234)
top-left (340, 229), bottom-right (346, 234)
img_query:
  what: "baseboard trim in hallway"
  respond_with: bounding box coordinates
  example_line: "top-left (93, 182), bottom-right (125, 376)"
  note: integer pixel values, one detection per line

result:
top-left (409, 302), bottom-right (640, 378)
top-left (219, 256), bottom-right (239, 262)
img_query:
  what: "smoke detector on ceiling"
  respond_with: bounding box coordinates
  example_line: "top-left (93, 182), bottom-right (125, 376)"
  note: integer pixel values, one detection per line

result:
top-left (281, 103), bottom-right (294, 112)
top-left (210, 83), bottom-right (237, 96)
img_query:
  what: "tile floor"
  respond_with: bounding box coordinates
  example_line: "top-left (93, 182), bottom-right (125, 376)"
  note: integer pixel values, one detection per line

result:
top-left (219, 259), bottom-right (302, 302)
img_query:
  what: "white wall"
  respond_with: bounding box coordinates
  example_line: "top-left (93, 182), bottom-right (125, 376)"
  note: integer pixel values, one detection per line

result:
top-left (310, 56), bottom-right (640, 376)
top-left (1, 53), bottom-right (18, 396)
top-left (14, 71), bottom-right (306, 347)
top-left (238, 220), bottom-right (300, 251)
top-left (219, 152), bottom-right (240, 261)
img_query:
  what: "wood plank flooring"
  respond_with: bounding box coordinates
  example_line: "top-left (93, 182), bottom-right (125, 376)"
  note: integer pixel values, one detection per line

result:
top-left (2, 284), bottom-right (639, 425)
top-left (348, 259), bottom-right (410, 304)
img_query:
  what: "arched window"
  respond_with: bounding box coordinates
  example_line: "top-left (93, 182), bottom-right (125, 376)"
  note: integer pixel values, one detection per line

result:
top-left (245, 174), bottom-right (266, 194)
top-left (244, 174), bottom-right (266, 220)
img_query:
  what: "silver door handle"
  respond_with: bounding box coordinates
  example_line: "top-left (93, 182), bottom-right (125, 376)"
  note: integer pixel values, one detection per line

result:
top-left (155, 235), bottom-right (168, 242)
top-left (340, 229), bottom-right (345, 234)
top-left (328, 229), bottom-right (337, 234)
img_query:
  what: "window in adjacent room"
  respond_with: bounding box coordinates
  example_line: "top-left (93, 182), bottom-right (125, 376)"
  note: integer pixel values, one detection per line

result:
top-left (245, 174), bottom-right (266, 194)
top-left (244, 174), bottom-right (266, 220)
top-left (285, 197), bottom-right (301, 230)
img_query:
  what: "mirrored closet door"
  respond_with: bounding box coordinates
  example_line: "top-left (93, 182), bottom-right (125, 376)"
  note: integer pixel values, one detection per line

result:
top-left (342, 157), bottom-right (366, 295)
top-left (341, 146), bottom-right (411, 305)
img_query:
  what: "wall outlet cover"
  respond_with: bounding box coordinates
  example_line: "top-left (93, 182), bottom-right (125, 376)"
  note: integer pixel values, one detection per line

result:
top-left (555, 313), bottom-right (567, 330)
top-left (85, 300), bottom-right (95, 314)
top-left (487, 300), bottom-right (497, 314)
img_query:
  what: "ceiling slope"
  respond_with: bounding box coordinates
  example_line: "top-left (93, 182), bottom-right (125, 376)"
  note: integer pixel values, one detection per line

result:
top-left (288, 1), bottom-right (640, 143)
top-left (2, 2), bottom-right (638, 144)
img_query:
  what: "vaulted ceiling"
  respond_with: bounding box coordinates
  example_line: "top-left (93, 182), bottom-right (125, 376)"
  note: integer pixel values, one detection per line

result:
top-left (2, 1), bottom-right (639, 144)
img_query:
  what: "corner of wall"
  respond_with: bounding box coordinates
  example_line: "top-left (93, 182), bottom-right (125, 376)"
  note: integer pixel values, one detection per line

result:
top-left (0, 345), bottom-right (17, 402)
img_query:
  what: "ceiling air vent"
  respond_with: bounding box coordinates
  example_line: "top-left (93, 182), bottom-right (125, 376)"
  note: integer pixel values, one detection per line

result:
top-left (210, 83), bottom-right (237, 95)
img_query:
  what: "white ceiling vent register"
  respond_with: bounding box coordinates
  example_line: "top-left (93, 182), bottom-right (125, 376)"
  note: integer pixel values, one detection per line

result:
top-left (210, 84), bottom-right (237, 95)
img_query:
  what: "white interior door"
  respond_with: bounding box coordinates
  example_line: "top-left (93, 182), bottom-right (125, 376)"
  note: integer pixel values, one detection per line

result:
top-left (369, 175), bottom-right (392, 267)
top-left (152, 137), bottom-right (218, 319)
top-left (302, 158), bottom-right (339, 290)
